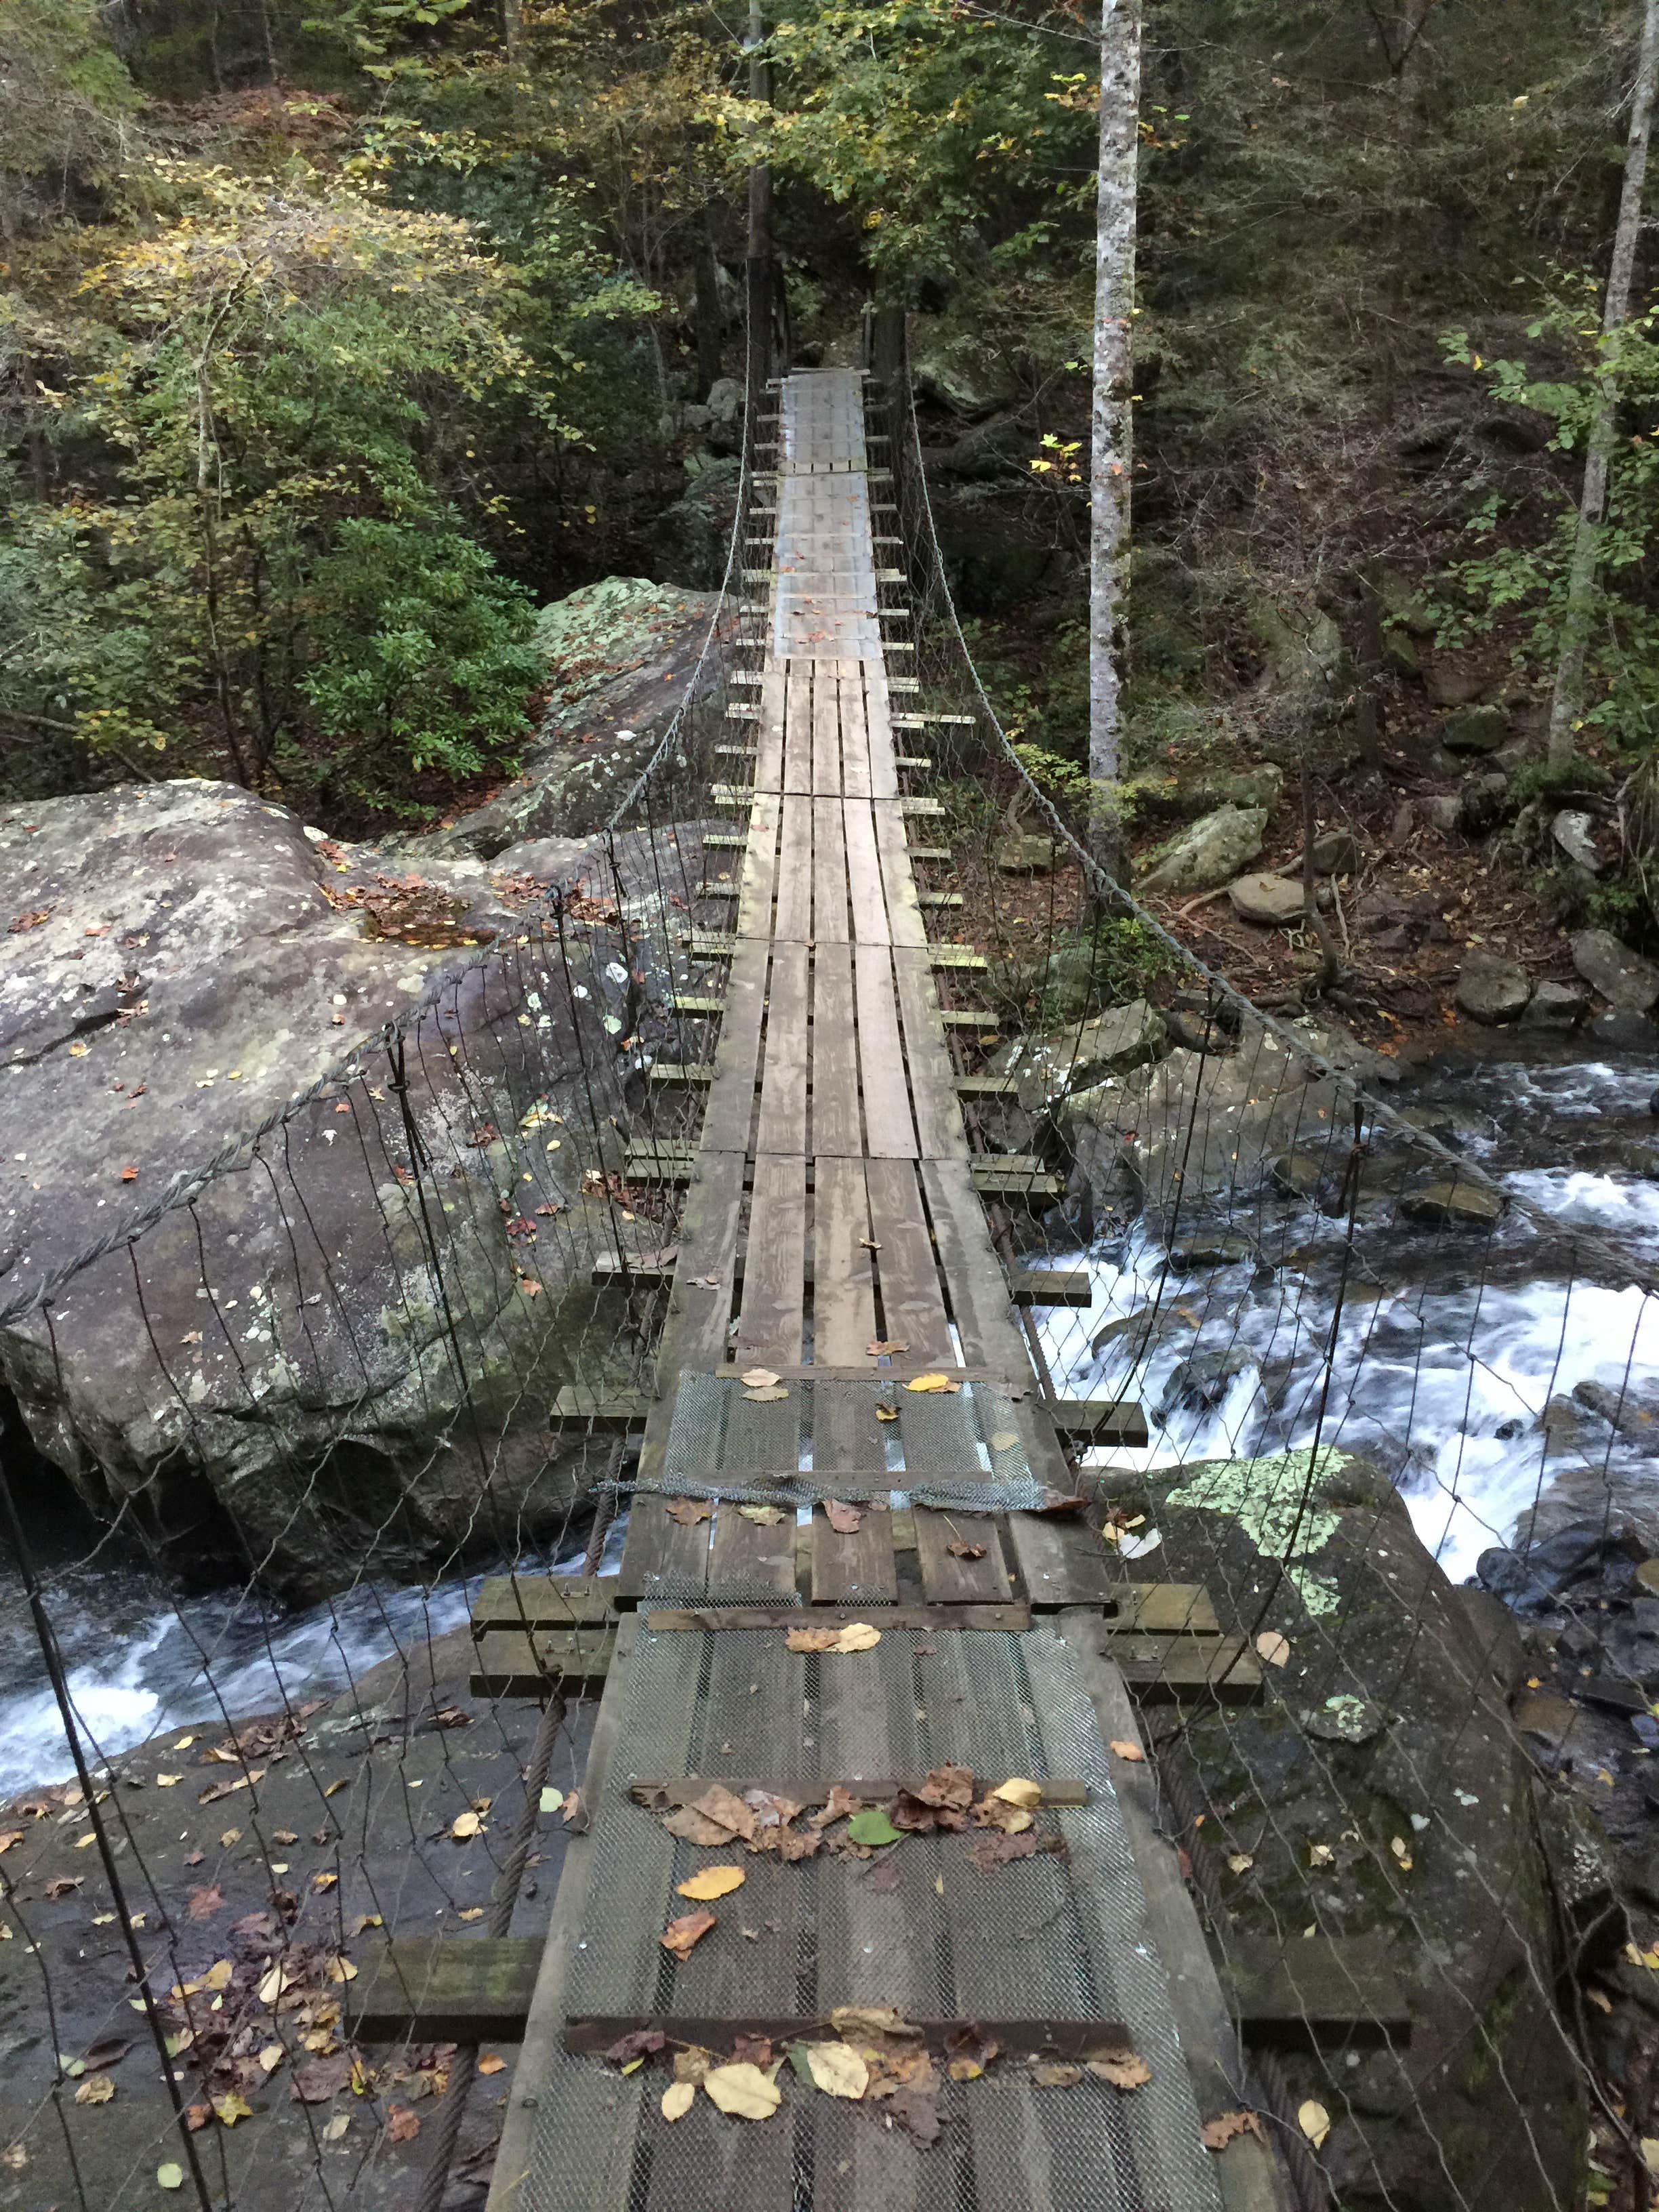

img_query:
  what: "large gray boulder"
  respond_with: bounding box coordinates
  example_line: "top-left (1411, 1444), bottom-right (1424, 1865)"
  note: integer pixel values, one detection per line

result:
top-left (424, 576), bottom-right (731, 860)
top-left (1136, 804), bottom-right (1267, 895)
top-left (1572, 928), bottom-right (1659, 1013)
top-left (991, 1000), bottom-right (1167, 1103)
top-left (0, 782), bottom-right (645, 1595)
top-left (1454, 950), bottom-right (1532, 1025)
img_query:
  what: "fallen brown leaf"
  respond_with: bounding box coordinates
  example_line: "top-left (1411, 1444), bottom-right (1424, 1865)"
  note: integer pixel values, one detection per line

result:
top-left (785, 1626), bottom-right (843, 1654)
top-left (1088, 2047), bottom-right (1152, 2091)
top-left (385, 2104), bottom-right (421, 2145)
top-left (1202, 2110), bottom-right (1265, 2151)
top-left (186, 1885), bottom-right (224, 1922)
top-left (661, 1910), bottom-right (717, 1962)
top-left (1108, 1740), bottom-right (1145, 1763)
top-left (665, 1498), bottom-right (713, 1525)
top-left (605, 2029), bottom-right (665, 2066)
top-left (946, 1540), bottom-right (986, 1559)
top-left (824, 1500), bottom-right (864, 1534)
top-left (865, 1340), bottom-right (908, 1357)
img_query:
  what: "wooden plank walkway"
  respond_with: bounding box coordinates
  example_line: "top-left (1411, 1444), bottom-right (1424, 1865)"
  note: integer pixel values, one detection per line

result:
top-left (488, 371), bottom-right (1282, 2212)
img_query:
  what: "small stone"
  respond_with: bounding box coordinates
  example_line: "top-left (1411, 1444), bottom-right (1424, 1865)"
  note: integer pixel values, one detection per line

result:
top-left (1309, 828), bottom-right (1360, 876)
top-left (1458, 771), bottom-right (1512, 835)
top-left (1441, 703), bottom-right (1508, 753)
top-left (1422, 796), bottom-right (1462, 835)
top-left (1552, 810), bottom-right (1601, 874)
top-left (1454, 951), bottom-right (1532, 1025)
top-left (1269, 1153), bottom-right (1325, 1200)
top-left (1572, 1379), bottom-right (1659, 1443)
top-left (1572, 928), bottom-right (1659, 1014)
top-left (1510, 1691), bottom-right (1579, 1748)
top-left (994, 832), bottom-right (1057, 875)
top-left (1227, 872), bottom-right (1306, 926)
top-left (1399, 1179), bottom-right (1505, 1227)
top-left (1520, 981), bottom-right (1589, 1031)
top-left (1168, 1233), bottom-right (1254, 1269)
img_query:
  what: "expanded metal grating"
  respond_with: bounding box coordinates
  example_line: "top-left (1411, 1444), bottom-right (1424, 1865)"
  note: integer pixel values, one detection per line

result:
top-left (518, 1626), bottom-right (1227, 2212)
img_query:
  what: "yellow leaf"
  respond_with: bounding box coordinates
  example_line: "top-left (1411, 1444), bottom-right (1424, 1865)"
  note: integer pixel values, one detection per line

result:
top-left (906, 1372), bottom-right (958, 1394)
top-left (1254, 1633), bottom-right (1290, 1668)
top-left (1227, 1853), bottom-right (1255, 1875)
top-left (1389, 1836), bottom-right (1412, 1870)
top-left (1108, 1740), bottom-right (1145, 1763)
top-left (661, 2078), bottom-right (697, 2121)
top-left (478, 2055), bottom-right (507, 2076)
top-left (677, 1865), bottom-right (746, 1902)
top-left (313, 1872), bottom-right (337, 1891)
top-left (701, 2062), bottom-right (781, 2119)
top-left (325, 1956), bottom-right (358, 1983)
top-left (74, 2075), bottom-right (115, 2106)
top-left (806, 2042), bottom-right (870, 2100)
top-left (203, 1960), bottom-right (233, 1992)
top-left (991, 1778), bottom-right (1043, 1808)
top-left (322, 2114), bottom-right (350, 2142)
top-left (156, 1774), bottom-right (182, 1788)
top-left (158, 2165), bottom-right (185, 2190)
top-left (214, 2093), bottom-right (252, 2127)
top-left (833, 1622), bottom-right (881, 1653)
top-left (1309, 1843), bottom-right (1333, 1867)
top-left (259, 2045), bottom-right (283, 2073)
top-left (1298, 2099), bottom-right (1331, 2149)
top-left (451, 1811), bottom-right (483, 1840)
top-left (875, 1405), bottom-right (899, 1422)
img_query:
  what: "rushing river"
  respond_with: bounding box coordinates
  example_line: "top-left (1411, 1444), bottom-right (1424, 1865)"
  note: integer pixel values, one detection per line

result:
top-left (1045, 1052), bottom-right (1659, 1585)
top-left (1, 1051), bottom-right (1656, 1796)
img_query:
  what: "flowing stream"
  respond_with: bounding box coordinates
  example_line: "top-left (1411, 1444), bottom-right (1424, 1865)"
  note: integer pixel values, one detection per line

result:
top-left (1044, 1052), bottom-right (1659, 1584)
top-left (1, 1052), bottom-right (1656, 1796)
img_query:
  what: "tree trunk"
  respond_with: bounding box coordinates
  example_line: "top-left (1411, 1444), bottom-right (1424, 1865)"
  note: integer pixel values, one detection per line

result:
top-left (1548, 0), bottom-right (1659, 769)
top-left (744, 0), bottom-right (774, 425)
top-left (693, 219), bottom-right (723, 401)
top-left (502, 0), bottom-right (523, 64)
top-left (1088, 0), bottom-right (1143, 851)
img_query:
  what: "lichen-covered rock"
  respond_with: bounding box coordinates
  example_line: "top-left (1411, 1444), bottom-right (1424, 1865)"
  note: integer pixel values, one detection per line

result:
top-left (426, 575), bottom-right (731, 859)
top-left (991, 1000), bottom-right (1167, 1103)
top-left (0, 781), bottom-right (651, 1595)
top-left (1135, 1447), bottom-right (1586, 2212)
top-left (1135, 804), bottom-right (1267, 895)
top-left (1572, 928), bottom-right (1659, 1014)
top-left (1227, 870), bottom-right (1305, 924)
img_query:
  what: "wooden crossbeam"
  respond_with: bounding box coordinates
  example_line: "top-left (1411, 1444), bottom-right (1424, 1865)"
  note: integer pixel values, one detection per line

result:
top-left (628, 1776), bottom-right (1091, 1808)
top-left (1009, 1267), bottom-right (1092, 1308)
top-left (1104, 1633), bottom-right (1262, 1700)
top-left (563, 2013), bottom-right (1130, 2060)
top-left (1052, 1397), bottom-right (1150, 1447)
top-left (348, 1938), bottom-right (543, 2045)
top-left (471, 1626), bottom-right (617, 1696)
top-left (550, 1386), bottom-right (653, 1429)
top-left (644, 1602), bottom-right (1030, 1631)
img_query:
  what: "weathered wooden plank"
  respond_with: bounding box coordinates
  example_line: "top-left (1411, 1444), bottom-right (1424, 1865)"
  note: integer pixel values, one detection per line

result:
top-left (1103, 1633), bottom-right (1263, 1700)
top-left (737, 1153), bottom-right (807, 1366)
top-left (698, 934), bottom-right (768, 1152)
top-left (842, 797), bottom-right (888, 944)
top-left (614, 1491), bottom-right (712, 1605)
top-left (550, 1387), bottom-right (651, 1431)
top-left (783, 657), bottom-right (814, 793)
top-left (810, 1498), bottom-right (899, 1604)
top-left (735, 787), bottom-right (779, 939)
top-left (774, 792), bottom-right (812, 941)
top-left (644, 1602), bottom-right (1029, 1631)
top-left (812, 1154), bottom-right (877, 1362)
top-left (562, 2012), bottom-right (1132, 2057)
top-left (707, 1498), bottom-right (798, 1599)
top-left (837, 664), bottom-right (872, 800)
top-left (350, 1937), bottom-right (542, 2044)
top-left (470, 1576), bottom-right (616, 1634)
top-left (812, 656), bottom-right (839, 794)
top-left (890, 946), bottom-right (969, 1162)
top-left (470, 1627), bottom-right (617, 1698)
top-left (1010, 1268), bottom-right (1092, 1308)
top-left (810, 939), bottom-right (860, 1155)
top-left (1052, 1397), bottom-right (1151, 1448)
top-left (861, 1156), bottom-right (951, 1358)
top-left (665, 1150), bottom-right (746, 1374)
top-left (913, 1509), bottom-right (1011, 1605)
top-left (853, 942), bottom-right (918, 1160)
top-left (755, 668), bottom-right (786, 790)
top-left (1218, 1933), bottom-right (1412, 2048)
top-left (812, 792), bottom-right (850, 943)
top-left (756, 939), bottom-right (808, 1154)
top-left (628, 1777), bottom-right (1092, 1808)
top-left (1120, 1582), bottom-right (1220, 1635)
top-left (871, 798), bottom-right (928, 948)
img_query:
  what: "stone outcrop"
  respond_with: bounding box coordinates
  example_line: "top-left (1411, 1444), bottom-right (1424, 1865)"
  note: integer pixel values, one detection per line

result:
top-left (424, 575), bottom-right (731, 860)
top-left (0, 781), bottom-right (656, 1594)
top-left (1135, 804), bottom-right (1267, 895)
top-left (1454, 950), bottom-right (1533, 1025)
top-left (1572, 928), bottom-right (1659, 1014)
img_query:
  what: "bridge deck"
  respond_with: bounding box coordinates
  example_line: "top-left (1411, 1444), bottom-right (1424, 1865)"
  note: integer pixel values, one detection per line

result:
top-left (489, 371), bottom-right (1275, 2212)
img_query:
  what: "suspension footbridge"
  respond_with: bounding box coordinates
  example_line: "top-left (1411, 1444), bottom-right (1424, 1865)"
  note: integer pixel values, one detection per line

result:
top-left (480, 368), bottom-right (1278, 2212)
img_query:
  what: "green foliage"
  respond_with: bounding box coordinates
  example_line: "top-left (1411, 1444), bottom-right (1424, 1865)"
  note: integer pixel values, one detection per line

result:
top-left (1010, 741), bottom-right (1090, 811)
top-left (1436, 295), bottom-right (1659, 754)
top-left (299, 520), bottom-right (540, 808)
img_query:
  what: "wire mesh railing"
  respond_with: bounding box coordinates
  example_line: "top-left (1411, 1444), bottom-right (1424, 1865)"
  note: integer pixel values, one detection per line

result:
top-left (864, 340), bottom-right (1659, 2212)
top-left (1, 310), bottom-right (1657, 2212)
